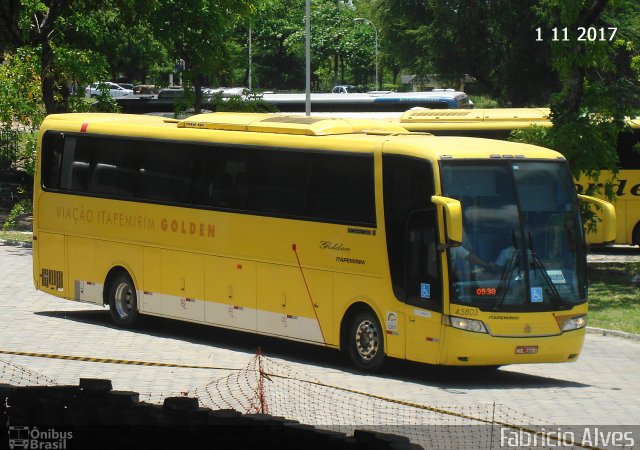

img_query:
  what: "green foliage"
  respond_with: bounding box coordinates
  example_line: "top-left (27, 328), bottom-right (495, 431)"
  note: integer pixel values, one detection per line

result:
top-left (172, 86), bottom-right (195, 118)
top-left (249, 0), bottom-right (381, 91)
top-left (154, 0), bottom-right (257, 111)
top-left (508, 125), bottom-right (553, 149)
top-left (2, 196), bottom-right (32, 231)
top-left (535, 1), bottom-right (639, 192)
top-left (172, 89), bottom-right (278, 117)
top-left (90, 86), bottom-right (121, 113)
top-left (0, 48), bottom-right (43, 177)
top-left (212, 92), bottom-right (278, 113)
top-left (17, 130), bottom-right (38, 176)
top-left (0, 48), bottom-right (44, 129)
top-left (67, 96), bottom-right (95, 113)
top-left (469, 96), bottom-right (500, 109)
top-left (375, 0), bottom-right (558, 105)
top-left (248, 0), bottom-right (304, 90)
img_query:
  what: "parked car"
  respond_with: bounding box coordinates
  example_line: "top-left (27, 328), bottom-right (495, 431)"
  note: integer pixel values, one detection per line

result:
top-left (117, 83), bottom-right (134, 90)
top-left (157, 87), bottom-right (185, 99)
top-left (134, 84), bottom-right (158, 95)
top-left (85, 82), bottom-right (134, 98)
top-left (331, 85), bottom-right (358, 94)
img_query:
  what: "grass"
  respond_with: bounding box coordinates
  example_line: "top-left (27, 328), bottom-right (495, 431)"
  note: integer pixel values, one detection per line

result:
top-left (588, 262), bottom-right (640, 334)
top-left (0, 230), bottom-right (32, 245)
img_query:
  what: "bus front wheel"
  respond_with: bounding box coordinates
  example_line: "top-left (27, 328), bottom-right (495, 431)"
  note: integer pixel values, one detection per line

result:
top-left (347, 310), bottom-right (385, 372)
top-left (108, 273), bottom-right (139, 328)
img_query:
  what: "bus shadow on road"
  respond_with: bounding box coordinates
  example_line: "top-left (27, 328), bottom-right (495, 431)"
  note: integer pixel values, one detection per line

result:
top-left (35, 309), bottom-right (590, 391)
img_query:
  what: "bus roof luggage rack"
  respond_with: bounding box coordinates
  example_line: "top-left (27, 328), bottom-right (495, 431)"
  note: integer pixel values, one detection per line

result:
top-left (399, 108), bottom-right (551, 123)
top-left (177, 113), bottom-right (407, 136)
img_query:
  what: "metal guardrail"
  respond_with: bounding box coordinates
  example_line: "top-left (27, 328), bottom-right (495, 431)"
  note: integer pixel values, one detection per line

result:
top-left (0, 129), bottom-right (19, 173)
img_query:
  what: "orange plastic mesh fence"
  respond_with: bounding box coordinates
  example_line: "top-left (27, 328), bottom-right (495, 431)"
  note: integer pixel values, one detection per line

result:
top-left (0, 352), bottom-right (591, 450)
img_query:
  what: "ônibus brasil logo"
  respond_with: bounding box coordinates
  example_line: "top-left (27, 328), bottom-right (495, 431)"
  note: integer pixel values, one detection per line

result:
top-left (8, 426), bottom-right (73, 449)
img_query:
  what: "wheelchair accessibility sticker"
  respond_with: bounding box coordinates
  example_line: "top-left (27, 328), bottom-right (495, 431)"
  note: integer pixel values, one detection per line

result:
top-left (531, 287), bottom-right (543, 303)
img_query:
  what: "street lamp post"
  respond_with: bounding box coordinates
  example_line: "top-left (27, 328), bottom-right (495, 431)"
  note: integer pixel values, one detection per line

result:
top-left (305, 0), bottom-right (311, 116)
top-left (248, 27), bottom-right (252, 92)
top-left (354, 17), bottom-right (378, 90)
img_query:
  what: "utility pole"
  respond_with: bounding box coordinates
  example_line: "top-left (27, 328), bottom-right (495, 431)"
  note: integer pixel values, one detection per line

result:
top-left (305, 0), bottom-right (311, 116)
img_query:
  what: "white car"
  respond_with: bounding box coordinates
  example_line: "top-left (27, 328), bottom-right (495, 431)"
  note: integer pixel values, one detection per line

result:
top-left (332, 85), bottom-right (358, 94)
top-left (85, 82), bottom-right (134, 98)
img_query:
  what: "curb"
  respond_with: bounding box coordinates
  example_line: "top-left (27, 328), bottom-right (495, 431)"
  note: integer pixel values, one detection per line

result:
top-left (586, 326), bottom-right (640, 341)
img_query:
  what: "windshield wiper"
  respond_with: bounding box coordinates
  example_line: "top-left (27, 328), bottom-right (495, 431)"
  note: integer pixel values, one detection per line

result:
top-left (493, 231), bottom-right (520, 311)
top-left (527, 233), bottom-right (564, 308)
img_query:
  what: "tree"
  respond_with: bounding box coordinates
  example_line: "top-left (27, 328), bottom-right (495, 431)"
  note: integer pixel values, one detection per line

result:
top-left (0, 1), bottom-right (132, 114)
top-left (249, 0), bottom-right (305, 90)
top-left (66, 0), bottom-right (169, 85)
top-left (0, 0), bottom-right (65, 113)
top-left (537, 0), bottom-right (640, 192)
top-left (0, 1), bottom-right (177, 115)
top-left (153, 0), bottom-right (256, 112)
top-left (376, 0), bottom-right (559, 105)
top-left (245, 0), bottom-right (381, 92)
top-left (0, 48), bottom-right (44, 176)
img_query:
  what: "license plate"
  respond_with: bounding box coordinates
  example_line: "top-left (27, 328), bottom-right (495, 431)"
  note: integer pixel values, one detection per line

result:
top-left (515, 346), bottom-right (538, 355)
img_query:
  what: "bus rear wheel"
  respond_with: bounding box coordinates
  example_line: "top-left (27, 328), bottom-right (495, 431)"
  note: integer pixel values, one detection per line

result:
top-left (346, 310), bottom-right (385, 372)
top-left (108, 273), bottom-right (139, 328)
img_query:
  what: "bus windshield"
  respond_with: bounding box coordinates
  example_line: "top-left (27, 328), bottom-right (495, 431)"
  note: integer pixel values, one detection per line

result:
top-left (440, 160), bottom-right (587, 312)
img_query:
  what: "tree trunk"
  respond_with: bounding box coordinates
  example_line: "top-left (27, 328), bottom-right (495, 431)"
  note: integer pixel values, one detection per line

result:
top-left (559, 0), bottom-right (608, 117)
top-left (41, 40), bottom-right (57, 114)
top-left (392, 66), bottom-right (400, 85)
top-left (193, 73), bottom-right (203, 114)
top-left (34, 0), bottom-right (63, 115)
top-left (275, 34), bottom-right (287, 90)
top-left (0, 0), bottom-right (24, 48)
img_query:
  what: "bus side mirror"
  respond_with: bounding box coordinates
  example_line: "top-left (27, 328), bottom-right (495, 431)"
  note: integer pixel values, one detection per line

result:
top-left (431, 195), bottom-right (463, 247)
top-left (578, 194), bottom-right (616, 245)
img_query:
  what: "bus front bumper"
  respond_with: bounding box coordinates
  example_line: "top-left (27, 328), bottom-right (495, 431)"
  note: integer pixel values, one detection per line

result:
top-left (439, 327), bottom-right (586, 366)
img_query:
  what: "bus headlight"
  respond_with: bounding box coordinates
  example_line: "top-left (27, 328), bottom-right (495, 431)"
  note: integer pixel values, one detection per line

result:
top-left (556, 314), bottom-right (587, 332)
top-left (443, 315), bottom-right (488, 334)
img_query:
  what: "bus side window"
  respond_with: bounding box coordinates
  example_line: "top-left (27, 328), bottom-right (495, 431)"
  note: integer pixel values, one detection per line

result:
top-left (87, 140), bottom-right (140, 198)
top-left (41, 132), bottom-right (65, 190)
top-left (59, 137), bottom-right (90, 192)
top-left (248, 150), bottom-right (311, 217)
top-left (309, 153), bottom-right (376, 226)
top-left (194, 145), bottom-right (254, 211)
top-left (139, 142), bottom-right (192, 203)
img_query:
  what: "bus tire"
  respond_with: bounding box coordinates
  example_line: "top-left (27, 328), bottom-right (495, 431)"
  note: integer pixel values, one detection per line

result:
top-left (108, 272), bottom-right (139, 328)
top-left (346, 309), bottom-right (385, 372)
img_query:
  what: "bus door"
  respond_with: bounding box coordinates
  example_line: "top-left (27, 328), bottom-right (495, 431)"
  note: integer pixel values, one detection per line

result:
top-left (403, 209), bottom-right (444, 364)
top-left (382, 153), bottom-right (443, 364)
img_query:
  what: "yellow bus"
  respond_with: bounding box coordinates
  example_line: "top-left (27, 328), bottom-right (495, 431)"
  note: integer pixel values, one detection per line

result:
top-left (33, 112), bottom-right (615, 371)
top-left (397, 107), bottom-right (639, 246)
